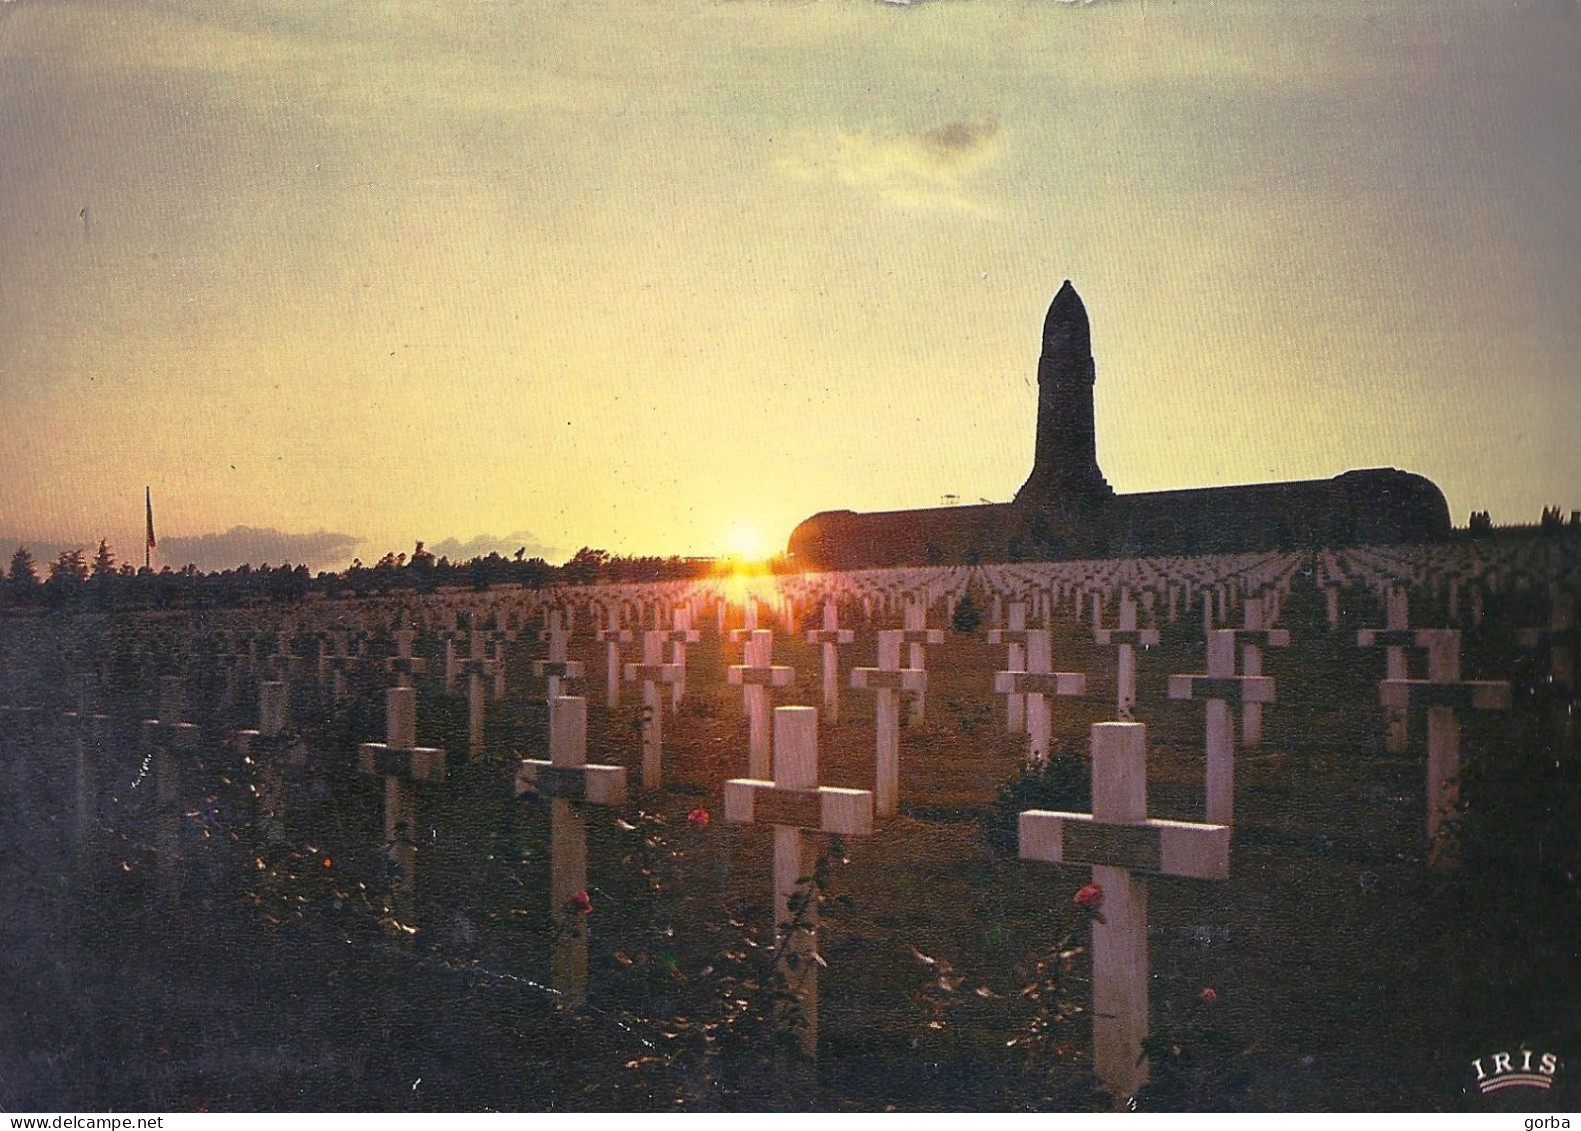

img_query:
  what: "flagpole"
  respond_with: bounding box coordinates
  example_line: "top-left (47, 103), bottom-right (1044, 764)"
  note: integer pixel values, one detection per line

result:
top-left (145, 486), bottom-right (155, 571)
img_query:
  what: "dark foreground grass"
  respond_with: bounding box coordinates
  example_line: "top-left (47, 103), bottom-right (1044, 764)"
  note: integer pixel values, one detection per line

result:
top-left (1, 601), bottom-right (1576, 1112)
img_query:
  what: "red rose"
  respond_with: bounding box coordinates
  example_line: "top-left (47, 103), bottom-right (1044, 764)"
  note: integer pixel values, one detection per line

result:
top-left (1200, 987), bottom-right (1218, 1004)
top-left (687, 807), bottom-right (711, 829)
top-left (1073, 883), bottom-right (1104, 911)
top-left (564, 891), bottom-right (593, 917)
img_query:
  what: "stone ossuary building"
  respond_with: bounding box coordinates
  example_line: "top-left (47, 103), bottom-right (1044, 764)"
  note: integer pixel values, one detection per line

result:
top-left (787, 281), bottom-right (1450, 570)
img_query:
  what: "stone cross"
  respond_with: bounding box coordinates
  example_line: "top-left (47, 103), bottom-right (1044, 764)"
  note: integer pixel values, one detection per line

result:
top-left (657, 608), bottom-right (702, 708)
top-left (260, 633), bottom-right (307, 687)
top-left (357, 684), bottom-right (446, 922)
top-left (1356, 588), bottom-right (1413, 752)
top-left (213, 639), bottom-right (257, 714)
top-left (61, 673), bottom-right (109, 869)
top-left (728, 597), bottom-right (761, 645)
top-left (900, 599), bottom-right (945, 725)
top-left (725, 706), bottom-right (874, 1058)
top-left (1094, 591), bottom-right (1159, 720)
top-left (850, 629), bottom-right (926, 818)
top-left (805, 600), bottom-right (856, 724)
top-left (994, 629), bottom-right (1087, 764)
top-left (728, 629), bottom-right (796, 779)
top-left (987, 601), bottom-right (1032, 732)
top-left (622, 631), bottom-right (684, 789)
top-left (450, 630), bottom-right (504, 758)
top-left (231, 681), bottom-right (301, 847)
top-left (596, 609), bottom-right (634, 710)
top-left (1380, 628), bottom-right (1511, 870)
top-left (1020, 721), bottom-right (1229, 1102)
top-left (385, 629), bottom-right (428, 690)
top-left (1167, 630), bottom-right (1274, 825)
top-left (1518, 589), bottom-right (1576, 697)
top-left (317, 632), bottom-right (365, 701)
top-left (0, 705), bottom-right (49, 857)
top-left (141, 674), bottom-right (203, 907)
top-left (531, 616), bottom-right (585, 701)
top-left (515, 695), bottom-right (628, 1003)
top-left (1223, 595), bottom-right (1290, 748)
top-left (1324, 587), bottom-right (1342, 632)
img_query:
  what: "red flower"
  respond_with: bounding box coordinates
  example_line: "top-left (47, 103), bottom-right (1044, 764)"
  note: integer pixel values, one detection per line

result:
top-left (1073, 883), bottom-right (1104, 911)
top-left (687, 807), bottom-right (711, 829)
top-left (1200, 987), bottom-right (1219, 1004)
top-left (564, 891), bottom-right (593, 917)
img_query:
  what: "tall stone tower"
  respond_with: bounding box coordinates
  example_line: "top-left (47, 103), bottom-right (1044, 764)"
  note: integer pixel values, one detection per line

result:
top-left (1014, 280), bottom-right (1113, 505)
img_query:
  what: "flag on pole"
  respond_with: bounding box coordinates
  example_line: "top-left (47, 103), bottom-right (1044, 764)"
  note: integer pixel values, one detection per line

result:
top-left (146, 487), bottom-right (156, 550)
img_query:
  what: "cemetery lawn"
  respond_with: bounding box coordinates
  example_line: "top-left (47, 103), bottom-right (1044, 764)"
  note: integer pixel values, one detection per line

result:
top-left (1, 608), bottom-right (1576, 1112)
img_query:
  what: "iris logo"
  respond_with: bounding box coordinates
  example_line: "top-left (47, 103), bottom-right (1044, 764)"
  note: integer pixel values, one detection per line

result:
top-left (1471, 1049), bottom-right (1559, 1094)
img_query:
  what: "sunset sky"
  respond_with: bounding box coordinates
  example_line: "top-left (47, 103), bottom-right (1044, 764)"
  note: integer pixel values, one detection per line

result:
top-left (2, 0), bottom-right (1576, 572)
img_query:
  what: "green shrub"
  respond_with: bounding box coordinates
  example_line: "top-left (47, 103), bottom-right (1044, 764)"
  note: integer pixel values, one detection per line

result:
top-left (979, 739), bottom-right (1091, 855)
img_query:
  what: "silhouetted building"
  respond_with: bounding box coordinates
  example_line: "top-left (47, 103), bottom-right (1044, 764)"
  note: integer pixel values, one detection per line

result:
top-left (788, 281), bottom-right (1450, 569)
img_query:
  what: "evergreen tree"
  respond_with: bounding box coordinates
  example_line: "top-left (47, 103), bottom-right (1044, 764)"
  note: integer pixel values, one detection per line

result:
top-left (91, 540), bottom-right (118, 607)
top-left (45, 548), bottom-right (89, 606)
top-left (7, 547), bottom-right (41, 605)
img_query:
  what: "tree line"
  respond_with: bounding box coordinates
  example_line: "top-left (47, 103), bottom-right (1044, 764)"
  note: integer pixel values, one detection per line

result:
top-left (2, 540), bottom-right (754, 613)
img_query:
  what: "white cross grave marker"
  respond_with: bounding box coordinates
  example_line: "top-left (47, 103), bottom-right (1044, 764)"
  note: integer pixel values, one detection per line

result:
top-left (725, 706), bottom-right (874, 1058)
top-left (994, 629), bottom-right (1087, 764)
top-left (806, 600), bottom-right (856, 724)
top-left (1224, 595), bottom-right (1290, 749)
top-left (900, 599), bottom-right (945, 726)
top-left (1094, 591), bottom-right (1160, 720)
top-left (515, 695), bottom-right (628, 1002)
top-left (141, 674), bottom-right (203, 907)
top-left (728, 629), bottom-right (796, 780)
top-left (1167, 630), bottom-right (1275, 825)
top-left (1380, 628), bottom-right (1511, 870)
top-left (450, 630), bottom-right (504, 758)
top-left (623, 631), bottom-right (684, 789)
top-left (658, 608), bottom-right (702, 709)
top-left (596, 608), bottom-right (634, 710)
top-left (988, 601), bottom-right (1032, 732)
top-left (850, 629), bottom-right (927, 818)
top-left (1356, 588), bottom-right (1412, 752)
top-left (531, 615), bottom-right (585, 702)
top-left (357, 684), bottom-right (446, 921)
top-left (1020, 721), bottom-right (1229, 1102)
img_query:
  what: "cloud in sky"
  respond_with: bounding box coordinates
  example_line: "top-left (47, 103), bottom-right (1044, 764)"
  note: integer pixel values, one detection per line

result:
top-left (422, 532), bottom-right (562, 565)
top-left (157, 527), bottom-right (360, 573)
top-left (779, 119), bottom-right (1003, 212)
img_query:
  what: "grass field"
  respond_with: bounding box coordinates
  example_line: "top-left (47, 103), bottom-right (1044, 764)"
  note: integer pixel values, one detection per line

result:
top-left (0, 584), bottom-right (1576, 1111)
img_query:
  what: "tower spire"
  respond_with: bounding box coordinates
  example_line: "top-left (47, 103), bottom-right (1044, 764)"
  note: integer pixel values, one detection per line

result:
top-left (1015, 281), bottom-right (1111, 505)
